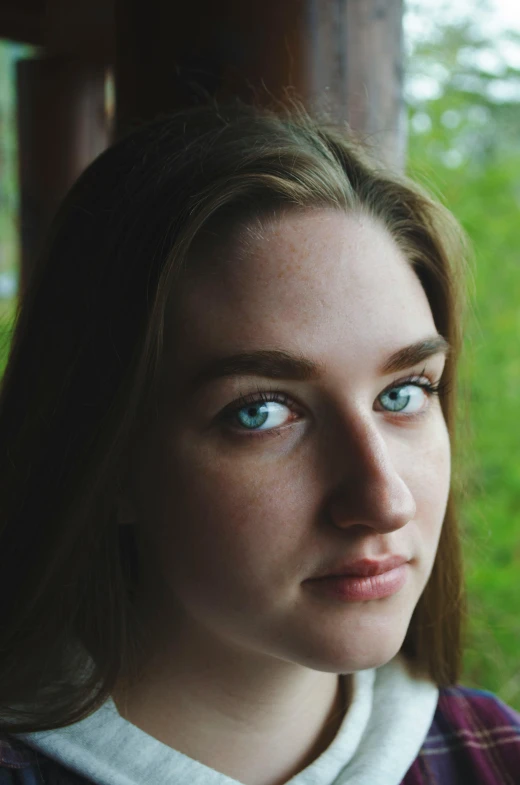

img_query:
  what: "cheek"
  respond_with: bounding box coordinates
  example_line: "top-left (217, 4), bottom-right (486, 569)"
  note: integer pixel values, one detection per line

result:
top-left (132, 413), bottom-right (451, 604)
top-left (137, 430), bottom-right (315, 593)
top-left (413, 422), bottom-right (451, 548)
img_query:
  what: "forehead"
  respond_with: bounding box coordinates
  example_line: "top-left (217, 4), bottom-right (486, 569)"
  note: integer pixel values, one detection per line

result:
top-left (169, 208), bottom-right (436, 371)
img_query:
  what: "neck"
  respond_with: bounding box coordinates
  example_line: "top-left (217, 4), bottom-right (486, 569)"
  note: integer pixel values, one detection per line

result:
top-left (113, 629), bottom-right (353, 785)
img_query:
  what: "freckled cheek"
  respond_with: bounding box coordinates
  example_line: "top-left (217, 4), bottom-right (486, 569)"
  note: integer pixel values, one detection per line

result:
top-left (152, 445), bottom-right (312, 589)
top-left (412, 429), bottom-right (451, 544)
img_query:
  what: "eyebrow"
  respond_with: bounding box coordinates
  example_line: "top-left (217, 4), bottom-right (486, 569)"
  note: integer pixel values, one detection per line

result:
top-left (187, 334), bottom-right (450, 392)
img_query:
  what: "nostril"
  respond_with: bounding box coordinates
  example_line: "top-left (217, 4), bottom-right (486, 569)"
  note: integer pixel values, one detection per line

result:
top-left (324, 472), bottom-right (416, 533)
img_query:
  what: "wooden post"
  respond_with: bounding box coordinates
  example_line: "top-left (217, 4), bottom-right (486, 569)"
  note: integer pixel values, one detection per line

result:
top-left (307, 0), bottom-right (405, 169)
top-left (6, 0), bottom-right (404, 293)
top-left (114, 0), bottom-right (304, 138)
top-left (114, 0), bottom-right (404, 168)
top-left (15, 0), bottom-right (114, 295)
top-left (16, 56), bottom-right (108, 295)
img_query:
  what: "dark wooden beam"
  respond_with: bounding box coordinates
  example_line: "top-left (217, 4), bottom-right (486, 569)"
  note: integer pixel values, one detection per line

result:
top-left (308, 0), bottom-right (405, 168)
top-left (0, 0), bottom-right (45, 46)
top-left (13, 0), bottom-right (404, 292)
top-left (114, 0), bottom-right (404, 168)
top-left (13, 0), bottom-right (114, 294)
top-left (46, 0), bottom-right (114, 63)
top-left (17, 56), bottom-right (108, 295)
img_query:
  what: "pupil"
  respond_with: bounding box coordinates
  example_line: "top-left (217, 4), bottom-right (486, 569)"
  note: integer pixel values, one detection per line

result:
top-left (237, 403), bottom-right (270, 429)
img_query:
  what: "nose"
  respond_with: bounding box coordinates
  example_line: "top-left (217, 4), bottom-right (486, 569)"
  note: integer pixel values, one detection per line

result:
top-left (323, 411), bottom-right (416, 534)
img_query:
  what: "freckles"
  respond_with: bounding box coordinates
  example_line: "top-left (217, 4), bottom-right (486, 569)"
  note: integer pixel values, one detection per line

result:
top-left (412, 433), bottom-right (451, 518)
top-left (239, 225), bottom-right (325, 303)
top-left (200, 462), bottom-right (307, 544)
top-left (168, 449), bottom-right (268, 533)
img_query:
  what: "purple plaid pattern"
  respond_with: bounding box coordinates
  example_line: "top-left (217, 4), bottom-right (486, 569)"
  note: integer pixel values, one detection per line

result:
top-left (403, 686), bottom-right (520, 784)
top-left (1, 686), bottom-right (520, 784)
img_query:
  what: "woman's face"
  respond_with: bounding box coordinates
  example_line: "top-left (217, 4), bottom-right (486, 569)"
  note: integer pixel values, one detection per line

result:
top-left (129, 208), bottom-right (451, 674)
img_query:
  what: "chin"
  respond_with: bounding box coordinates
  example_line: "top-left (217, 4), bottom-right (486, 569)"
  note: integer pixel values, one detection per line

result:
top-left (290, 615), bottom-right (411, 675)
top-left (340, 643), bottom-right (405, 674)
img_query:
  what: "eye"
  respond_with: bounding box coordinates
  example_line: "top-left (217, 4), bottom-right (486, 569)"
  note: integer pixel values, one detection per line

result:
top-left (378, 379), bottom-right (441, 415)
top-left (220, 375), bottom-right (447, 435)
top-left (222, 391), bottom-right (299, 433)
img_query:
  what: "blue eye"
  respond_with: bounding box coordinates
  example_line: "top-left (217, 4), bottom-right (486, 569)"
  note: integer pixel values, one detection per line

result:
top-left (379, 383), bottom-right (429, 414)
top-left (234, 400), bottom-right (292, 431)
top-left (222, 376), bottom-right (446, 435)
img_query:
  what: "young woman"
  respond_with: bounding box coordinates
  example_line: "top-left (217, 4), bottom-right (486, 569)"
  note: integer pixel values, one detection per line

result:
top-left (0, 100), bottom-right (518, 785)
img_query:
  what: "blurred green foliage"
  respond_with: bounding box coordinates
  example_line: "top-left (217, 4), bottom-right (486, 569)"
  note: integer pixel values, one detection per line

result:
top-left (0, 41), bottom-right (29, 277)
top-left (0, 40), bottom-right (29, 375)
top-left (0, 5), bottom-right (519, 709)
top-left (427, 154), bottom-right (520, 710)
top-left (406, 2), bottom-right (520, 709)
top-left (0, 299), bottom-right (14, 376)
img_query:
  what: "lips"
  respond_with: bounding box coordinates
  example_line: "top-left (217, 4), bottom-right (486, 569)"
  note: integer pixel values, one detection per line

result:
top-left (310, 554), bottom-right (409, 580)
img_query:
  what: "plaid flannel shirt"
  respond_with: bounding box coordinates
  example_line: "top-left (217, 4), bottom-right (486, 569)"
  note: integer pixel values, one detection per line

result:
top-left (1, 685), bottom-right (520, 784)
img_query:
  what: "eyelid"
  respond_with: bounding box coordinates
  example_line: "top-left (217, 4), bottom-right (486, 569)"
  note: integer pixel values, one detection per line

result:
top-left (224, 368), bottom-right (437, 411)
top-left (384, 371), bottom-right (432, 390)
top-left (218, 367), bottom-right (447, 433)
top-left (219, 389), bottom-right (302, 421)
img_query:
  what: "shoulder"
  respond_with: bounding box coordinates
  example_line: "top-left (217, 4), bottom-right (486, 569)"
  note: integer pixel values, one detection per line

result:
top-left (402, 685), bottom-right (520, 785)
top-left (0, 733), bottom-right (90, 785)
top-left (435, 683), bottom-right (520, 730)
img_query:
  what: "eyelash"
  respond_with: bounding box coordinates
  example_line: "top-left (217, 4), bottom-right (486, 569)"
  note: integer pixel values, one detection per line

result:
top-left (220, 368), bottom-right (450, 436)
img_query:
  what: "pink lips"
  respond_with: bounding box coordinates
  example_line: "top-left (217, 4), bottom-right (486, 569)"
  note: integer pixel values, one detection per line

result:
top-left (305, 556), bottom-right (409, 602)
top-left (311, 554), bottom-right (409, 579)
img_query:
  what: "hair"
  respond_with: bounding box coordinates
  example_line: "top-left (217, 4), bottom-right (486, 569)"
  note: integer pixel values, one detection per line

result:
top-left (0, 98), bottom-right (470, 733)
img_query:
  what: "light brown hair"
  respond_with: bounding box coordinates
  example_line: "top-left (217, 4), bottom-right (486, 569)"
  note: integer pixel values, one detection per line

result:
top-left (0, 99), bottom-right (469, 732)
